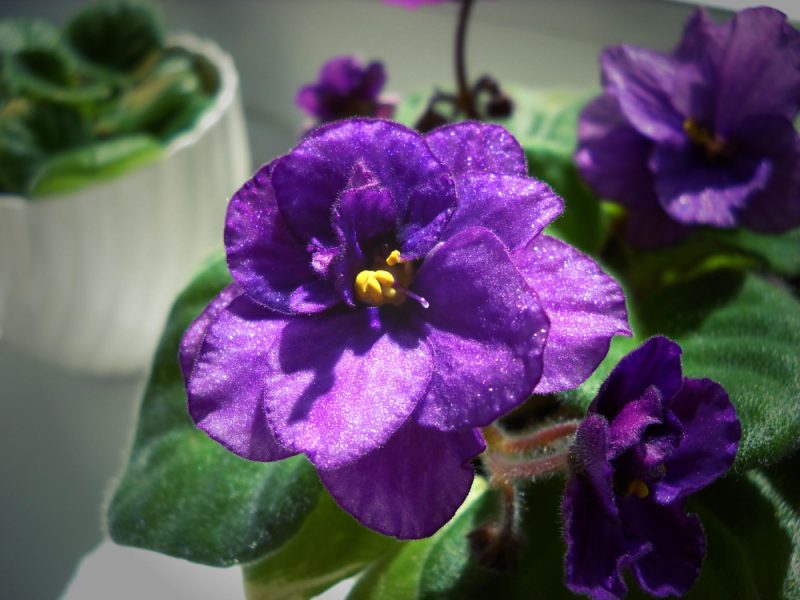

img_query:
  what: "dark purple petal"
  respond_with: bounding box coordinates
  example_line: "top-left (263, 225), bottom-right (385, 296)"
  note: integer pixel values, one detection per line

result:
top-left (360, 61), bottom-right (387, 100)
top-left (625, 204), bottom-right (693, 249)
top-left (713, 7), bottom-right (800, 132)
top-left (424, 122), bottom-right (527, 177)
top-left (592, 337), bottom-right (683, 421)
top-left (442, 173), bottom-right (563, 251)
top-left (570, 414), bottom-right (617, 519)
top-left (621, 498), bottom-right (705, 597)
top-left (513, 235), bottom-right (631, 394)
top-left (186, 294), bottom-right (296, 462)
top-left (225, 162), bottom-right (339, 315)
top-left (412, 227), bottom-right (548, 431)
top-left (397, 172), bottom-right (458, 258)
top-left (600, 45), bottom-right (686, 144)
top-left (319, 421), bottom-right (484, 539)
top-left (263, 309), bottom-right (433, 470)
top-left (606, 385), bottom-right (664, 459)
top-left (673, 9), bottom-right (727, 64)
top-left (653, 378), bottom-right (740, 504)
top-left (651, 145), bottom-right (772, 227)
top-left (575, 95), bottom-right (656, 209)
top-left (319, 56), bottom-right (369, 94)
top-left (271, 120), bottom-right (448, 244)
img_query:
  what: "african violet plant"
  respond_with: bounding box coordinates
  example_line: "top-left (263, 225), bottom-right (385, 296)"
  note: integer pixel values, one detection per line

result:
top-left (0, 0), bottom-right (218, 197)
top-left (107, 3), bottom-right (800, 600)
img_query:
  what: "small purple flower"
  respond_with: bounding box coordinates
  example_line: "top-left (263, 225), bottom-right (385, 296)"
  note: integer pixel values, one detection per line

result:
top-left (181, 119), bottom-right (629, 539)
top-left (576, 8), bottom-right (800, 247)
top-left (563, 337), bottom-right (740, 599)
top-left (296, 56), bottom-right (395, 123)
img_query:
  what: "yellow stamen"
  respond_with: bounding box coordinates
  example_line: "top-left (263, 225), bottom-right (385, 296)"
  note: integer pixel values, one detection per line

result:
top-left (683, 118), bottom-right (726, 158)
top-left (385, 250), bottom-right (404, 266)
top-left (354, 269), bottom-right (401, 306)
top-left (626, 480), bottom-right (650, 499)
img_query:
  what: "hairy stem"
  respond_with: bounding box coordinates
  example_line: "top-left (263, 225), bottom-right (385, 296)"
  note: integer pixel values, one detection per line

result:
top-left (455, 0), bottom-right (479, 118)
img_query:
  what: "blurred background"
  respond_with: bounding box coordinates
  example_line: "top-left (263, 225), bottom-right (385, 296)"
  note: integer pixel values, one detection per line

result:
top-left (1, 1), bottom-right (797, 598)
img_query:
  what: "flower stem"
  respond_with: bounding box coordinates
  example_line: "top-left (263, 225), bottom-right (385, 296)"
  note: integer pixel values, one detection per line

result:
top-left (455, 0), bottom-right (479, 118)
top-left (486, 450), bottom-right (570, 485)
top-left (495, 420), bottom-right (581, 454)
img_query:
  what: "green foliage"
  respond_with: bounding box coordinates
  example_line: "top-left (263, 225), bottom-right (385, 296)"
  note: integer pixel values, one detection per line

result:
top-left (107, 256), bottom-right (323, 566)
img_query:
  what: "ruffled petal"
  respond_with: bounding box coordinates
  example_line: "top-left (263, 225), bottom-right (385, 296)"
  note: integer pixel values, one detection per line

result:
top-left (225, 162), bottom-right (339, 315)
top-left (442, 172), bottom-right (562, 251)
top-left (413, 227), bottom-right (548, 431)
top-left (621, 498), bottom-right (705, 597)
top-left (271, 119), bottom-right (447, 244)
top-left (398, 172), bottom-right (458, 258)
top-left (185, 294), bottom-right (296, 462)
top-left (653, 378), bottom-right (740, 504)
top-left (592, 336), bottom-right (683, 421)
top-left (424, 122), bottom-right (527, 177)
top-left (607, 385), bottom-right (664, 459)
top-left (513, 235), bottom-right (631, 394)
top-left (263, 309), bottom-right (433, 470)
top-left (319, 421), bottom-right (484, 539)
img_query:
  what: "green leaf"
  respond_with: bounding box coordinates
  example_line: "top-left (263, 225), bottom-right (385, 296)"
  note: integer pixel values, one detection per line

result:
top-left (107, 255), bottom-right (323, 566)
top-left (708, 228), bottom-right (800, 277)
top-left (243, 492), bottom-right (397, 600)
top-left (64, 0), bottom-right (165, 73)
top-left (639, 270), bottom-right (800, 470)
top-left (28, 134), bottom-right (163, 196)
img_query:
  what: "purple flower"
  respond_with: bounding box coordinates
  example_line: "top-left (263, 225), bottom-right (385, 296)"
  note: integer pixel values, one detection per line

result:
top-left (563, 337), bottom-right (740, 599)
top-left (180, 119), bottom-right (629, 539)
top-left (576, 8), bottom-right (800, 247)
top-left (296, 56), bottom-right (395, 123)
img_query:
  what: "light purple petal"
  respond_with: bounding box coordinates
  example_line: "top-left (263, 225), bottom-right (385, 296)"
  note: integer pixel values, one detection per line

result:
top-left (424, 122), bottom-right (527, 177)
top-left (271, 119), bottom-right (447, 244)
top-left (225, 162), bottom-right (339, 315)
top-left (442, 172), bottom-right (563, 251)
top-left (398, 172), bottom-right (458, 258)
top-left (654, 378), bottom-right (740, 504)
top-left (263, 309), bottom-right (433, 470)
top-left (296, 84), bottom-right (321, 117)
top-left (186, 294), bottom-right (296, 462)
top-left (622, 498), bottom-right (705, 597)
top-left (600, 45), bottom-right (686, 144)
top-left (513, 235), bottom-right (631, 394)
top-left (413, 228), bottom-right (548, 431)
top-left (319, 421), bottom-right (484, 539)
top-left (591, 337), bottom-right (683, 422)
top-left (651, 144), bottom-right (772, 228)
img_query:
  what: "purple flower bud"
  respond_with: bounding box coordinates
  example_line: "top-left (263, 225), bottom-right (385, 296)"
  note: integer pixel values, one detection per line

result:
top-left (576, 8), bottom-right (800, 247)
top-left (563, 337), bottom-right (741, 599)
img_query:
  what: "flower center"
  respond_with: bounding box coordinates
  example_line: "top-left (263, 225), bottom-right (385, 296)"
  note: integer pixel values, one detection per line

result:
top-left (354, 249), bottom-right (416, 307)
top-left (683, 118), bottom-right (727, 159)
top-left (625, 479), bottom-right (650, 499)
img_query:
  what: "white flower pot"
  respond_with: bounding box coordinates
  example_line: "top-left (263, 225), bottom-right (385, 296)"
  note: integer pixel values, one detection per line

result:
top-left (0, 34), bottom-right (251, 375)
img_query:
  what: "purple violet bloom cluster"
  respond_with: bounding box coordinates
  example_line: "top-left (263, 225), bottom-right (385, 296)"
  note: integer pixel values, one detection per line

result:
top-left (563, 337), bottom-right (741, 599)
top-left (296, 56), bottom-right (395, 124)
top-left (180, 118), bottom-right (630, 538)
top-left (576, 7), bottom-right (800, 247)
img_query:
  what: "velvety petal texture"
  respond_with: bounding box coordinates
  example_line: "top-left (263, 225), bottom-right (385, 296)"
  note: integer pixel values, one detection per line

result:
top-left (184, 118), bottom-right (627, 539)
top-left (563, 337), bottom-right (740, 599)
top-left (577, 7), bottom-right (800, 244)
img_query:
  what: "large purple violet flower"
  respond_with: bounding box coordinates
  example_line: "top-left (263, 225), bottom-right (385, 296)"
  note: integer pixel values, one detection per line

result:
top-left (576, 7), bottom-right (800, 247)
top-left (180, 119), bottom-right (629, 539)
top-left (296, 56), bottom-right (395, 124)
top-left (563, 337), bottom-right (740, 599)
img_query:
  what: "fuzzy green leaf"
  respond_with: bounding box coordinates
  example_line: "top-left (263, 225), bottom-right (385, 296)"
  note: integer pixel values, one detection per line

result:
top-left (107, 256), bottom-right (322, 566)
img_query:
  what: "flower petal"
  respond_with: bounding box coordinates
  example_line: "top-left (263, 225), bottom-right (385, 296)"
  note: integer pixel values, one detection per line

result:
top-left (186, 294), bottom-right (296, 462)
top-left (607, 385), bottom-right (665, 459)
top-left (591, 337), bottom-right (683, 421)
top-left (413, 227), bottom-right (548, 430)
top-left (621, 498), bottom-right (705, 597)
top-left (424, 122), bottom-right (527, 177)
top-left (225, 162), bottom-right (339, 315)
top-left (600, 45), bottom-right (686, 144)
top-left (570, 414), bottom-right (617, 519)
top-left (652, 144), bottom-right (772, 228)
top-left (398, 172), bottom-right (458, 258)
top-left (654, 378), bottom-right (740, 504)
top-left (271, 119), bottom-right (447, 244)
top-left (263, 309), bottom-right (433, 470)
top-left (625, 204), bottom-right (693, 249)
top-left (513, 235), bottom-right (631, 394)
top-left (319, 421), bottom-right (484, 539)
top-left (442, 172), bottom-right (562, 252)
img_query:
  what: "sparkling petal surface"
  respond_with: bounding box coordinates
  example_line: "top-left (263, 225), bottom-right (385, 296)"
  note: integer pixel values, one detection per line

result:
top-left (225, 162), bottom-right (338, 315)
top-left (319, 421), bottom-right (484, 539)
top-left (185, 293), bottom-right (296, 462)
top-left (514, 234), bottom-right (631, 394)
top-left (262, 309), bottom-right (433, 469)
top-left (413, 227), bottom-right (548, 431)
top-left (442, 172), bottom-right (563, 251)
top-left (424, 122), bottom-right (528, 177)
